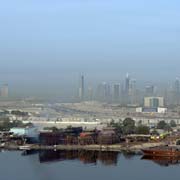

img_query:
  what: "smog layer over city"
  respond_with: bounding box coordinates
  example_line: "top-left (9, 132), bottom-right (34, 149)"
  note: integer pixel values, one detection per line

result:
top-left (0, 1), bottom-right (180, 180)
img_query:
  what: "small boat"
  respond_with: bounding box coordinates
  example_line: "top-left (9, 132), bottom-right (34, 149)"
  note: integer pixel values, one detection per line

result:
top-left (142, 146), bottom-right (180, 157)
top-left (19, 145), bottom-right (32, 150)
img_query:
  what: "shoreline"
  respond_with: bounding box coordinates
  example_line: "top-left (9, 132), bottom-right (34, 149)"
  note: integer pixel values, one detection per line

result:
top-left (1, 142), bottom-right (166, 153)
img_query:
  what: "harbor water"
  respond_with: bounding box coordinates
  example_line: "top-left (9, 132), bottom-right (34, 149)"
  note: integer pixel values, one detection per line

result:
top-left (0, 150), bottom-right (180, 180)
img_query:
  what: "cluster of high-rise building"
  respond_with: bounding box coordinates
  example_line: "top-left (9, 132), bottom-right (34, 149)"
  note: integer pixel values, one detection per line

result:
top-left (77, 73), bottom-right (140, 105)
top-left (77, 74), bottom-right (180, 108)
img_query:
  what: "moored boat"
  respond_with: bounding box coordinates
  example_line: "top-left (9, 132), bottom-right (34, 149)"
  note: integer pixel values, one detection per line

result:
top-left (142, 146), bottom-right (180, 157)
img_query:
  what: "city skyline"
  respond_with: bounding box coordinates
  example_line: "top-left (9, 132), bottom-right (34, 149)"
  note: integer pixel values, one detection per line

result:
top-left (1, 73), bottom-right (180, 107)
top-left (0, 0), bottom-right (179, 100)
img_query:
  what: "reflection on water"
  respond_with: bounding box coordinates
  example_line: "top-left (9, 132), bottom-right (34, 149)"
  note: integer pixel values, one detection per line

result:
top-left (21, 150), bottom-right (180, 167)
top-left (142, 155), bottom-right (180, 167)
top-left (22, 150), bottom-right (119, 166)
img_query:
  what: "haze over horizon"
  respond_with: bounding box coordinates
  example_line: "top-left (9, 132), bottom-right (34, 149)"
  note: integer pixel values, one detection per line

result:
top-left (0, 0), bottom-right (179, 98)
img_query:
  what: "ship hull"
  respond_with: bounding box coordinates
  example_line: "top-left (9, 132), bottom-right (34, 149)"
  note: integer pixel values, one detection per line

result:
top-left (142, 148), bottom-right (180, 157)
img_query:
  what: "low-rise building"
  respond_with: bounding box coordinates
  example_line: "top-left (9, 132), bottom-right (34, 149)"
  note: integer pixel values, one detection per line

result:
top-left (10, 126), bottom-right (39, 141)
top-left (136, 107), bottom-right (167, 114)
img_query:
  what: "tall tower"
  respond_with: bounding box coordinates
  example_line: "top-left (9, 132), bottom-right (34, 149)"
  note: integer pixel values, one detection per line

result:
top-left (125, 73), bottom-right (130, 95)
top-left (87, 86), bottom-right (93, 101)
top-left (173, 78), bottom-right (180, 105)
top-left (174, 78), bottom-right (180, 93)
top-left (113, 84), bottom-right (120, 102)
top-left (1, 84), bottom-right (9, 98)
top-left (129, 79), bottom-right (137, 105)
top-left (79, 75), bottom-right (85, 101)
top-left (145, 85), bottom-right (154, 96)
top-left (96, 82), bottom-right (111, 102)
top-left (123, 73), bottom-right (130, 105)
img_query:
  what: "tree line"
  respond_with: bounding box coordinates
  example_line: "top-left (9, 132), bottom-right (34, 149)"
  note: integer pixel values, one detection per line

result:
top-left (110, 118), bottom-right (177, 135)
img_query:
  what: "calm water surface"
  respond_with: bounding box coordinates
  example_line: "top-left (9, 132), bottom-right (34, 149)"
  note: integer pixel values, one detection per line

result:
top-left (0, 150), bottom-right (180, 180)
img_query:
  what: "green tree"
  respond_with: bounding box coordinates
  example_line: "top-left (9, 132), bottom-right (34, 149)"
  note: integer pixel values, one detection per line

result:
top-left (0, 119), bottom-right (24, 131)
top-left (164, 124), bottom-right (172, 132)
top-left (123, 118), bottom-right (135, 127)
top-left (136, 125), bottom-right (150, 134)
top-left (157, 121), bottom-right (167, 129)
top-left (151, 129), bottom-right (159, 135)
top-left (122, 118), bottom-right (135, 134)
top-left (109, 119), bottom-right (115, 127)
top-left (170, 120), bottom-right (177, 127)
top-left (113, 123), bottom-right (123, 135)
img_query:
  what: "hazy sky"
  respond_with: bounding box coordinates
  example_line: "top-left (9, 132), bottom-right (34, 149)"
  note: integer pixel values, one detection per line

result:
top-left (0, 0), bottom-right (179, 97)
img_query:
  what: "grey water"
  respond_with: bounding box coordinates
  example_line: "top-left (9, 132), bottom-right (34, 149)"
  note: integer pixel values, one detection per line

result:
top-left (0, 150), bottom-right (180, 180)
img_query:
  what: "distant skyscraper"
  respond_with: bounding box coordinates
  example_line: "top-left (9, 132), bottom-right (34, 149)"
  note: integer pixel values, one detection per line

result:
top-left (96, 82), bottom-right (111, 102)
top-left (129, 79), bottom-right (137, 105)
top-left (123, 73), bottom-right (131, 105)
top-left (113, 84), bottom-right (120, 102)
top-left (125, 73), bottom-right (130, 95)
top-left (1, 84), bottom-right (9, 98)
top-left (79, 75), bottom-right (85, 101)
top-left (145, 85), bottom-right (154, 96)
top-left (174, 78), bottom-right (180, 93)
top-left (129, 79), bottom-right (136, 93)
top-left (87, 86), bottom-right (93, 101)
top-left (173, 78), bottom-right (180, 105)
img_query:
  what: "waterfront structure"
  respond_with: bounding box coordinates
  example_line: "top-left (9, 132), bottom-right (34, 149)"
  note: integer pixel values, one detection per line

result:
top-left (10, 126), bottom-right (39, 139)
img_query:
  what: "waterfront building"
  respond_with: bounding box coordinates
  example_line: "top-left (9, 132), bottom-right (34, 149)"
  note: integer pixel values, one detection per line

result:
top-left (10, 126), bottom-right (39, 139)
